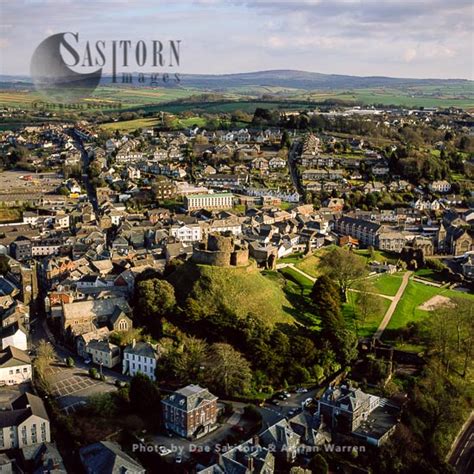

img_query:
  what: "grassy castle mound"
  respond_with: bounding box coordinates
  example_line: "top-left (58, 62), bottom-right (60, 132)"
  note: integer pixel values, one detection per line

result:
top-left (167, 260), bottom-right (295, 326)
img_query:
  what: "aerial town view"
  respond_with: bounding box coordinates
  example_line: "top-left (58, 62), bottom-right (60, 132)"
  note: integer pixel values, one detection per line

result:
top-left (0, 1), bottom-right (472, 473)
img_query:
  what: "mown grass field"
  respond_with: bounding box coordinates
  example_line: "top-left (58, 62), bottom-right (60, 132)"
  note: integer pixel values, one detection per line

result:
top-left (343, 292), bottom-right (391, 338)
top-left (385, 280), bottom-right (474, 331)
top-left (371, 273), bottom-right (404, 296)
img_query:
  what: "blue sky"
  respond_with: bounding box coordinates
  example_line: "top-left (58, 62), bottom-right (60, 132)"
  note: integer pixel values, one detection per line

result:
top-left (0, 0), bottom-right (473, 78)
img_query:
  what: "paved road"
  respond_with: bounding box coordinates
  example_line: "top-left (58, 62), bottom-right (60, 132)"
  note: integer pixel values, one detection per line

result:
top-left (374, 271), bottom-right (412, 339)
top-left (449, 416), bottom-right (474, 474)
top-left (287, 140), bottom-right (304, 198)
top-left (71, 131), bottom-right (99, 213)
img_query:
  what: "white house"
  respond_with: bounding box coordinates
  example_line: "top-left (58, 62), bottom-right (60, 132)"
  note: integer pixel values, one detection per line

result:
top-left (1, 322), bottom-right (28, 352)
top-left (170, 224), bottom-right (202, 243)
top-left (122, 341), bottom-right (160, 381)
top-left (429, 180), bottom-right (451, 193)
top-left (0, 346), bottom-right (32, 386)
top-left (0, 392), bottom-right (50, 449)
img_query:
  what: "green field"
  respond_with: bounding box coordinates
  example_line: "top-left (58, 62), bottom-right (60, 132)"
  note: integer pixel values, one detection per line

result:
top-left (2, 82), bottom-right (473, 115)
top-left (385, 280), bottom-right (474, 331)
top-left (343, 292), bottom-right (391, 338)
top-left (278, 266), bottom-right (314, 289)
top-left (371, 273), bottom-right (403, 296)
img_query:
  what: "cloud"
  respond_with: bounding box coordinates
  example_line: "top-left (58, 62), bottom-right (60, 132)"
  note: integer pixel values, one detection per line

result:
top-left (0, 0), bottom-right (472, 78)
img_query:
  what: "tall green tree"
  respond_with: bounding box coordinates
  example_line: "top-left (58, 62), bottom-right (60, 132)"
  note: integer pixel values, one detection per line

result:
top-left (319, 247), bottom-right (367, 301)
top-left (136, 278), bottom-right (176, 318)
top-left (205, 343), bottom-right (252, 396)
top-left (129, 373), bottom-right (161, 425)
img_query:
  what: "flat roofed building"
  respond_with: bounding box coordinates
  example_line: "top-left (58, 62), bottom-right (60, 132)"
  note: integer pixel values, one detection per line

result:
top-left (184, 193), bottom-right (233, 211)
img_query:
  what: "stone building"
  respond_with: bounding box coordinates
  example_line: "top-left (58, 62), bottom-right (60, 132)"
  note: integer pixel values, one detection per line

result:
top-left (192, 232), bottom-right (249, 267)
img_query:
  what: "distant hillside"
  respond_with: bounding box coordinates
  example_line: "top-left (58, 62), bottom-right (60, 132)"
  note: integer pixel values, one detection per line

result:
top-left (2, 70), bottom-right (471, 91)
top-left (167, 261), bottom-right (295, 326)
top-left (174, 70), bottom-right (471, 91)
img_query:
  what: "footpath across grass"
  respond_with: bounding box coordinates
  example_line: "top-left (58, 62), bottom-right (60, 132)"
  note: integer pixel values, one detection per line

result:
top-left (386, 280), bottom-right (474, 331)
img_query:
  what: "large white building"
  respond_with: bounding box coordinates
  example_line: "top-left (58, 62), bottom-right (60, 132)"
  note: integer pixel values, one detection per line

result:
top-left (184, 193), bottom-right (233, 211)
top-left (122, 341), bottom-right (160, 381)
top-left (170, 224), bottom-right (202, 243)
top-left (0, 392), bottom-right (50, 449)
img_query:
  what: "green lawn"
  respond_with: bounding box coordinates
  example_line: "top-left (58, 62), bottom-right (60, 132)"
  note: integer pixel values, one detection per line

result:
top-left (343, 292), bottom-right (391, 338)
top-left (353, 249), bottom-right (398, 264)
top-left (371, 273), bottom-right (404, 297)
top-left (385, 280), bottom-right (474, 331)
top-left (278, 266), bottom-right (313, 289)
top-left (414, 268), bottom-right (446, 283)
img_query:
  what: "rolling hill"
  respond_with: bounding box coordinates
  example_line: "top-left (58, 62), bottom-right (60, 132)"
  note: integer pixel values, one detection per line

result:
top-left (166, 261), bottom-right (295, 327)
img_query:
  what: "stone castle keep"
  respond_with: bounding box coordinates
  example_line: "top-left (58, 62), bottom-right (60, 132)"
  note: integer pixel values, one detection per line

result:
top-left (192, 232), bottom-right (249, 267)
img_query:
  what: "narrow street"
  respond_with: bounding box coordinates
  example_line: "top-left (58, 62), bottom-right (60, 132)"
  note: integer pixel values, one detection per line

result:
top-left (449, 415), bottom-right (474, 474)
top-left (71, 130), bottom-right (99, 213)
top-left (287, 140), bottom-right (304, 198)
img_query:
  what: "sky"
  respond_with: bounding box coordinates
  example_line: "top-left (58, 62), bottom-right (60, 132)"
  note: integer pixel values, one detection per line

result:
top-left (0, 0), bottom-right (473, 79)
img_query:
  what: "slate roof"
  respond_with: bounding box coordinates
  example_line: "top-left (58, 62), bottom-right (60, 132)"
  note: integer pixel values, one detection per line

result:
top-left (79, 441), bottom-right (145, 474)
top-left (0, 392), bottom-right (48, 428)
top-left (123, 341), bottom-right (159, 359)
top-left (0, 345), bottom-right (31, 368)
top-left (163, 384), bottom-right (217, 411)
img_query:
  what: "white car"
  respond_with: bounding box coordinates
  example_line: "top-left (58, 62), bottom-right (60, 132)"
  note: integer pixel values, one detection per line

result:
top-left (303, 397), bottom-right (313, 407)
top-left (158, 446), bottom-right (172, 457)
top-left (296, 387), bottom-right (308, 393)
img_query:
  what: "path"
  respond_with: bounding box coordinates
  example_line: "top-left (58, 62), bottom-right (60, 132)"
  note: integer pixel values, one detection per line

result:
top-left (373, 271), bottom-right (412, 339)
top-left (348, 287), bottom-right (394, 301)
top-left (276, 263), bottom-right (316, 282)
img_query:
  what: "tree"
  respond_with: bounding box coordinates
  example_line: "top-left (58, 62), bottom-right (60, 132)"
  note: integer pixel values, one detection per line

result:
top-left (309, 454), bottom-right (329, 474)
top-left (129, 373), bottom-right (161, 424)
top-left (34, 340), bottom-right (55, 392)
top-left (0, 255), bottom-right (10, 275)
top-left (205, 343), bottom-right (252, 396)
top-left (311, 275), bottom-right (358, 365)
top-left (319, 247), bottom-right (366, 301)
top-left (353, 281), bottom-right (383, 335)
top-left (171, 336), bottom-right (208, 384)
top-left (136, 278), bottom-right (176, 318)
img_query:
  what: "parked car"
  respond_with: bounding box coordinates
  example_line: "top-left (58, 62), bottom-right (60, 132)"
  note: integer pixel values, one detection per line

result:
top-left (270, 399), bottom-right (280, 406)
top-left (296, 387), bottom-right (308, 393)
top-left (303, 397), bottom-right (313, 407)
top-left (158, 446), bottom-right (172, 457)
